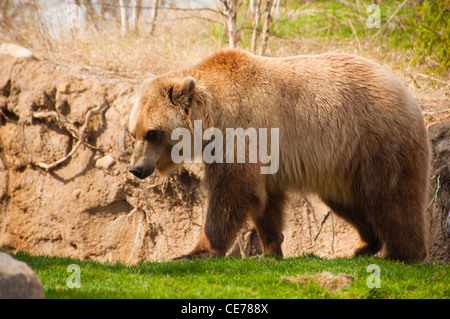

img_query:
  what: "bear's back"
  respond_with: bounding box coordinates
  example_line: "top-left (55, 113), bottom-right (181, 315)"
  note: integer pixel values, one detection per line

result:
top-left (195, 50), bottom-right (426, 193)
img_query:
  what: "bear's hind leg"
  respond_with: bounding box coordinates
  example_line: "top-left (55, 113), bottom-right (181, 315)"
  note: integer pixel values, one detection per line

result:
top-left (369, 196), bottom-right (427, 264)
top-left (364, 158), bottom-right (428, 264)
top-left (353, 229), bottom-right (383, 257)
top-left (321, 197), bottom-right (382, 257)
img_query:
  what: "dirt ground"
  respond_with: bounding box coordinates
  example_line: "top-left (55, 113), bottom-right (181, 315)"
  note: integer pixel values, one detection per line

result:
top-left (0, 49), bottom-right (448, 264)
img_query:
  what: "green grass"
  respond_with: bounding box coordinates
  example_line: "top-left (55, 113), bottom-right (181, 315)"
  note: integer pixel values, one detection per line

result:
top-left (236, 0), bottom-right (415, 45)
top-left (272, 0), bottom-right (414, 40)
top-left (11, 252), bottom-right (449, 299)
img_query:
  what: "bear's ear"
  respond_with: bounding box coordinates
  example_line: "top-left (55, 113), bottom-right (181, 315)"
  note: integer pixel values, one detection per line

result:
top-left (168, 76), bottom-right (196, 111)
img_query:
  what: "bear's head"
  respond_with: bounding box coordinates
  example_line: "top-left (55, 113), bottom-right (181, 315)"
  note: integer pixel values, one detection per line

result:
top-left (128, 75), bottom-right (196, 179)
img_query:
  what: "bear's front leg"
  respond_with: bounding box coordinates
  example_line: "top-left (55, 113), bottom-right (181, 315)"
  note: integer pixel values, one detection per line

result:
top-left (173, 164), bottom-right (266, 260)
top-left (172, 229), bottom-right (219, 260)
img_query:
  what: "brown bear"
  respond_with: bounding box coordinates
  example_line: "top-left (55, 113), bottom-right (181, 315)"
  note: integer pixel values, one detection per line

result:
top-left (128, 48), bottom-right (430, 264)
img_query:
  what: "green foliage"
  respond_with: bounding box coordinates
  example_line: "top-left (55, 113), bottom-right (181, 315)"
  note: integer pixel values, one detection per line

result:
top-left (228, 0), bottom-right (448, 74)
top-left (11, 252), bottom-right (450, 299)
top-left (407, 0), bottom-right (450, 73)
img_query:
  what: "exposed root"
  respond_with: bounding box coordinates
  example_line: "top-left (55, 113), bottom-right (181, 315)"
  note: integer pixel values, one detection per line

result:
top-left (110, 207), bottom-right (139, 227)
top-left (35, 139), bottom-right (83, 170)
top-left (32, 100), bottom-right (110, 171)
top-left (0, 109), bottom-right (18, 123)
top-left (307, 210), bottom-right (332, 249)
top-left (127, 221), bottom-right (145, 265)
top-left (427, 175), bottom-right (441, 209)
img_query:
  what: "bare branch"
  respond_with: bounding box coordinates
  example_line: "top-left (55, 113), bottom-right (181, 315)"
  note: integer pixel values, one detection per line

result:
top-left (160, 15), bottom-right (221, 25)
top-left (348, 19), bottom-right (362, 52)
top-left (416, 73), bottom-right (450, 86)
top-left (99, 2), bottom-right (225, 16)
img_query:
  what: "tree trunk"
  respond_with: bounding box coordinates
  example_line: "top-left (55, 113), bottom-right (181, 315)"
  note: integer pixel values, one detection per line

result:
top-left (250, 0), bottom-right (262, 53)
top-left (130, 0), bottom-right (139, 33)
top-left (149, 0), bottom-right (159, 35)
top-left (222, 0), bottom-right (239, 48)
top-left (258, 0), bottom-right (273, 56)
top-left (119, 0), bottom-right (128, 36)
top-left (273, 0), bottom-right (280, 15)
top-left (249, 0), bottom-right (256, 14)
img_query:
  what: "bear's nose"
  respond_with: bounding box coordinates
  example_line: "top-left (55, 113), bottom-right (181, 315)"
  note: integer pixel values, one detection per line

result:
top-left (129, 166), bottom-right (143, 179)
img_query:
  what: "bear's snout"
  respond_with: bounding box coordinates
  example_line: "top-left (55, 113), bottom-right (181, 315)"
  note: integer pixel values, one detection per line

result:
top-left (129, 165), bottom-right (154, 179)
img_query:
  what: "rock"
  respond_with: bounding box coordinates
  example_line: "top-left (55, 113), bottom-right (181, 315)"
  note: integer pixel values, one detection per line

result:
top-left (0, 43), bottom-right (34, 59)
top-left (0, 96), bottom-right (7, 110)
top-left (427, 122), bottom-right (450, 262)
top-left (0, 252), bottom-right (45, 299)
top-left (72, 189), bottom-right (81, 198)
top-left (446, 211), bottom-right (450, 235)
top-left (57, 82), bottom-right (70, 94)
top-left (95, 155), bottom-right (116, 170)
top-left (281, 271), bottom-right (355, 292)
top-left (0, 233), bottom-right (19, 250)
top-left (0, 157), bottom-right (7, 201)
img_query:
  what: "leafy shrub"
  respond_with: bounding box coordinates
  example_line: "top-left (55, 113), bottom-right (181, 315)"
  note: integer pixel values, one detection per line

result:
top-left (407, 0), bottom-right (450, 73)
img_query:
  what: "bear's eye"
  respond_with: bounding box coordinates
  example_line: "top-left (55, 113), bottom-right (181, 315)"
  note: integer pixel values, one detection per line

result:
top-left (145, 130), bottom-right (159, 143)
top-left (168, 87), bottom-right (174, 105)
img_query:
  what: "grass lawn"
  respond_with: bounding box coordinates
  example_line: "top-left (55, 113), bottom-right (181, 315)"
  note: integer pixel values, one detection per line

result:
top-left (11, 252), bottom-right (449, 299)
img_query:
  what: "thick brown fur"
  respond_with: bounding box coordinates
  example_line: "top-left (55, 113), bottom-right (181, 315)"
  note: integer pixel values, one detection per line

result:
top-left (128, 49), bottom-right (430, 264)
